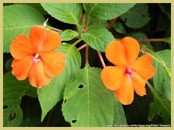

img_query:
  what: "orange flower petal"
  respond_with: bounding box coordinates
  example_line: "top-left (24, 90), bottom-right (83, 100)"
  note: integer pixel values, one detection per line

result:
top-left (120, 37), bottom-right (140, 65)
top-left (101, 66), bottom-right (124, 90)
top-left (29, 26), bottom-right (61, 52)
top-left (28, 61), bottom-right (51, 88)
top-left (132, 72), bottom-right (146, 96)
top-left (115, 76), bottom-right (134, 105)
top-left (132, 54), bottom-right (156, 80)
top-left (106, 41), bottom-right (127, 66)
top-left (10, 35), bottom-right (34, 60)
top-left (29, 26), bottom-right (47, 51)
top-left (12, 56), bottom-right (33, 80)
top-left (39, 30), bottom-right (61, 52)
top-left (40, 51), bottom-right (66, 77)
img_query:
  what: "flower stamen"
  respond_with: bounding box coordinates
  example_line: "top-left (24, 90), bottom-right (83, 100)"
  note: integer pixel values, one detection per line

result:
top-left (35, 53), bottom-right (40, 59)
top-left (125, 67), bottom-right (133, 77)
top-left (33, 53), bottom-right (40, 63)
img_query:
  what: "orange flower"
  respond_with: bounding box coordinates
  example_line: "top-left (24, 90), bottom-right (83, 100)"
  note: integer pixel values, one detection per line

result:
top-left (101, 37), bottom-right (156, 105)
top-left (10, 26), bottom-right (66, 88)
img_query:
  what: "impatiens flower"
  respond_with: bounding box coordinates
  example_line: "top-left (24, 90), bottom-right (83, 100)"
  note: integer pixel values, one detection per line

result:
top-left (10, 26), bottom-right (66, 88)
top-left (101, 37), bottom-right (156, 105)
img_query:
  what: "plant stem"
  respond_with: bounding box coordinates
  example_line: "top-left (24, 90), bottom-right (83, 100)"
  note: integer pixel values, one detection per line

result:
top-left (106, 17), bottom-right (118, 30)
top-left (138, 38), bottom-right (168, 43)
top-left (141, 45), bottom-right (171, 80)
top-left (48, 26), bottom-right (63, 32)
top-left (97, 51), bottom-right (106, 68)
top-left (73, 39), bottom-right (82, 46)
top-left (96, 17), bottom-right (118, 67)
top-left (43, 18), bottom-right (49, 27)
top-left (85, 44), bottom-right (89, 65)
top-left (76, 24), bottom-right (81, 35)
top-left (146, 82), bottom-right (170, 115)
top-left (81, 12), bottom-right (84, 23)
top-left (83, 15), bottom-right (90, 65)
top-left (78, 44), bottom-right (86, 51)
top-left (83, 15), bottom-right (90, 31)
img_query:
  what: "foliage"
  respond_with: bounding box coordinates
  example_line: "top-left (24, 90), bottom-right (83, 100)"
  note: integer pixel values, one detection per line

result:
top-left (3, 3), bottom-right (171, 127)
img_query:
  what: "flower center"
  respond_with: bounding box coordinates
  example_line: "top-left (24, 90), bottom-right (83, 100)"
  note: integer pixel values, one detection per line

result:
top-left (125, 67), bottom-right (133, 77)
top-left (34, 53), bottom-right (40, 59)
top-left (33, 53), bottom-right (40, 63)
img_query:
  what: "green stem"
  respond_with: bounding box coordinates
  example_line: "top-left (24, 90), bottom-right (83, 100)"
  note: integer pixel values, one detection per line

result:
top-left (72, 39), bottom-right (82, 46)
top-left (48, 26), bottom-right (63, 32)
top-left (43, 18), bottom-right (49, 27)
top-left (76, 23), bottom-right (81, 35)
top-left (141, 45), bottom-right (171, 80)
top-left (146, 82), bottom-right (170, 115)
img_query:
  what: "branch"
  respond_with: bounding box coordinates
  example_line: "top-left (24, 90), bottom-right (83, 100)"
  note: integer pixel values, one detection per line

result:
top-left (138, 38), bottom-right (168, 43)
top-left (97, 51), bottom-right (106, 68)
top-left (106, 17), bottom-right (118, 30)
top-left (78, 44), bottom-right (86, 51)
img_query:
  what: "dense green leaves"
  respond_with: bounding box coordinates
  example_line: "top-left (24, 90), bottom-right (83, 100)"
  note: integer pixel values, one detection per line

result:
top-left (37, 43), bottom-right (81, 121)
top-left (121, 4), bottom-right (151, 28)
top-left (62, 66), bottom-right (126, 127)
top-left (3, 3), bottom-right (171, 127)
top-left (148, 50), bottom-right (171, 124)
top-left (83, 3), bottom-right (135, 20)
top-left (3, 4), bottom-right (45, 52)
top-left (113, 21), bottom-right (126, 34)
top-left (82, 26), bottom-right (115, 52)
top-left (60, 29), bottom-right (79, 41)
top-left (26, 3), bottom-right (47, 15)
top-left (153, 50), bottom-right (171, 101)
top-left (3, 72), bottom-right (37, 126)
top-left (41, 3), bottom-right (82, 25)
top-left (88, 17), bottom-right (108, 28)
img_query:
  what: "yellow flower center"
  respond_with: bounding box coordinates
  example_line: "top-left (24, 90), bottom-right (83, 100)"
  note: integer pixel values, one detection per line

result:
top-left (35, 53), bottom-right (39, 59)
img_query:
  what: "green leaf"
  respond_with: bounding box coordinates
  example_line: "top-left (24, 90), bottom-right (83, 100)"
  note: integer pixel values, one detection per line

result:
top-left (41, 3), bottom-right (82, 25)
top-left (148, 50), bottom-right (171, 124)
top-left (3, 72), bottom-right (37, 126)
top-left (62, 66), bottom-right (126, 127)
top-left (88, 17), bottom-right (108, 28)
top-left (25, 3), bottom-right (47, 15)
top-left (148, 82), bottom-right (170, 124)
top-left (83, 3), bottom-right (135, 20)
top-left (37, 43), bottom-right (81, 121)
top-left (128, 32), bottom-right (154, 50)
top-left (60, 29), bottom-right (79, 41)
top-left (153, 50), bottom-right (171, 101)
top-left (121, 4), bottom-right (151, 28)
top-left (113, 21), bottom-right (126, 34)
top-left (3, 4), bottom-right (45, 52)
top-left (81, 26), bottom-right (115, 52)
